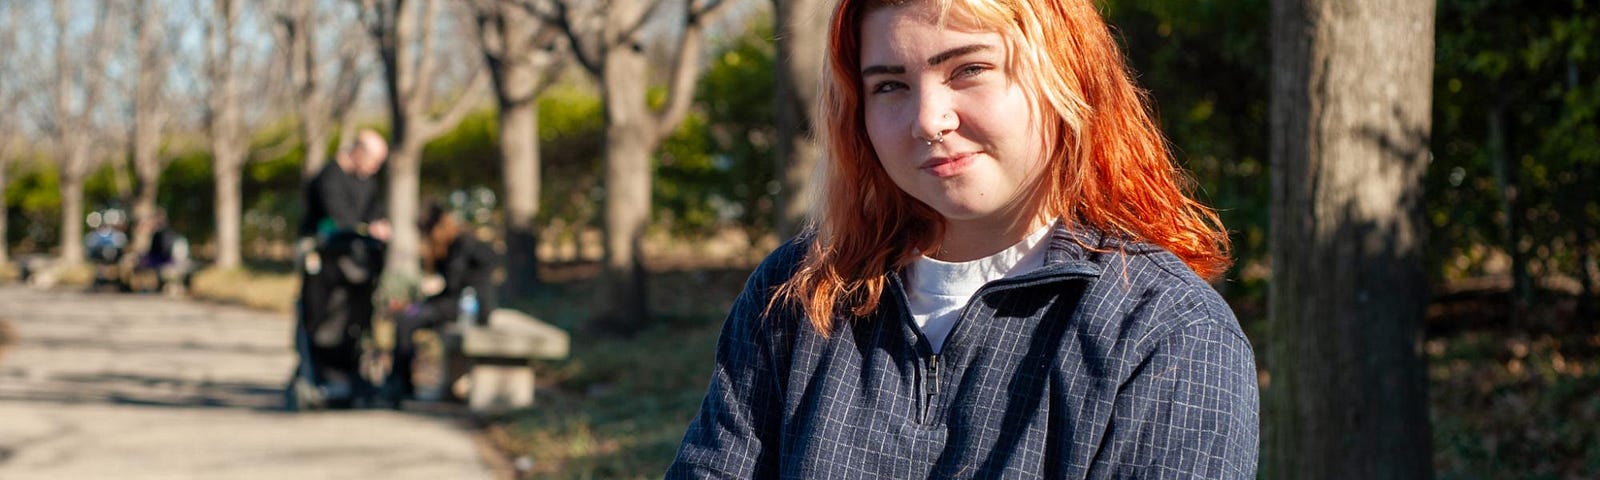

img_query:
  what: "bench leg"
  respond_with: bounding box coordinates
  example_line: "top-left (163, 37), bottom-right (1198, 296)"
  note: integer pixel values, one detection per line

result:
top-left (467, 364), bottom-right (535, 413)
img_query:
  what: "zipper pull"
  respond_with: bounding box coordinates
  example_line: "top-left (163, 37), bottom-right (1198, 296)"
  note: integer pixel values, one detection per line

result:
top-left (928, 354), bottom-right (940, 397)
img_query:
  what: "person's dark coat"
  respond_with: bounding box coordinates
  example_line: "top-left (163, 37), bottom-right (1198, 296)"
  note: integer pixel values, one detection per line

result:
top-left (301, 161), bottom-right (385, 238)
top-left (668, 223), bottom-right (1259, 478)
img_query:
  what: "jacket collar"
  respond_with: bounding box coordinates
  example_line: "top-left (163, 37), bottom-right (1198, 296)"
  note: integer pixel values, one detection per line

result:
top-left (1038, 220), bottom-right (1159, 279)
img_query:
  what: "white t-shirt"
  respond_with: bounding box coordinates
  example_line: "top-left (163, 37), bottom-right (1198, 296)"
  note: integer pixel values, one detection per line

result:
top-left (905, 225), bottom-right (1052, 353)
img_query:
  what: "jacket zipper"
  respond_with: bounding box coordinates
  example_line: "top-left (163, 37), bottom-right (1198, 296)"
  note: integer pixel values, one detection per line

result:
top-left (922, 353), bottom-right (940, 422)
top-left (909, 269), bottom-right (1095, 426)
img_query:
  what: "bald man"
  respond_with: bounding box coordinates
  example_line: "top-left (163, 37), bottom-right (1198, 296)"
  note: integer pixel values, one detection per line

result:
top-left (300, 129), bottom-right (392, 242)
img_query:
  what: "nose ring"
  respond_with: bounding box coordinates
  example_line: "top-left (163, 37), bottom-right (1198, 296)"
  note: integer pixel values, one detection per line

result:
top-left (923, 131), bottom-right (944, 146)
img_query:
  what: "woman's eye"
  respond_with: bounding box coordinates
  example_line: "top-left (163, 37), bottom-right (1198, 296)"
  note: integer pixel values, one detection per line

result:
top-left (870, 81), bottom-right (906, 94)
top-left (953, 64), bottom-right (990, 80)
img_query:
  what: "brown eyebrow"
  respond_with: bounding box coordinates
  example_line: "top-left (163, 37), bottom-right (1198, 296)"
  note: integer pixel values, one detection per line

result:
top-left (926, 44), bottom-right (990, 67)
top-left (860, 44), bottom-right (994, 78)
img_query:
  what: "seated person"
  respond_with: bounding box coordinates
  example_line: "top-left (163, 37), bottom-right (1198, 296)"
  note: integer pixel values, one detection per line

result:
top-left (84, 210), bottom-right (128, 265)
top-left (381, 202), bottom-right (500, 406)
top-left (137, 210), bottom-right (192, 292)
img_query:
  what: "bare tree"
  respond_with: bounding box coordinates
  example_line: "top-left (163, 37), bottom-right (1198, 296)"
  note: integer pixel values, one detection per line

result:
top-left (200, 0), bottom-right (251, 269)
top-left (1266, 0), bottom-right (1435, 478)
top-left (46, 0), bottom-right (115, 265)
top-left (543, 0), bottom-right (732, 329)
top-left (358, 0), bottom-right (490, 277)
top-left (273, 0), bottom-right (366, 181)
top-left (0, 3), bottom-right (19, 265)
top-left (123, 0), bottom-right (178, 267)
top-left (771, 0), bottom-right (826, 238)
top-left (468, 0), bottom-right (565, 298)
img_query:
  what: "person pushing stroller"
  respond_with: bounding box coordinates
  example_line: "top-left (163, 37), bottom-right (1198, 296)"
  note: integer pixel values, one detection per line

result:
top-left (290, 130), bottom-right (391, 409)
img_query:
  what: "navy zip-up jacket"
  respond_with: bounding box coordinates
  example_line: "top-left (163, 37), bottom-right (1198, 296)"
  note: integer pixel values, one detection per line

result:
top-left (668, 224), bottom-right (1259, 478)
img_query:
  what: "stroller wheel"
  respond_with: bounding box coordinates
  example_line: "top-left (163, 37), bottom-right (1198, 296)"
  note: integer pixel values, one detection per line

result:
top-left (285, 375), bottom-right (326, 412)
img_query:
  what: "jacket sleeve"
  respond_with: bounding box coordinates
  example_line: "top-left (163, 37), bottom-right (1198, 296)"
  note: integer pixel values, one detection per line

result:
top-left (324, 177), bottom-right (361, 232)
top-left (1095, 295), bottom-right (1260, 479)
top-left (666, 256), bottom-right (787, 478)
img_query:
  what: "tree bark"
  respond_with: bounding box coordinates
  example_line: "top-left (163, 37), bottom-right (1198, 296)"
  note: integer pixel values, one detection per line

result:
top-left (500, 91), bottom-right (542, 297)
top-left (0, 160), bottom-right (7, 264)
top-left (0, 155), bottom-right (8, 264)
top-left (213, 152), bottom-right (244, 268)
top-left (772, 0), bottom-right (827, 238)
top-left (1487, 107), bottom-right (1530, 321)
top-left (58, 157), bottom-right (87, 262)
top-left (1266, 0), bottom-right (1435, 478)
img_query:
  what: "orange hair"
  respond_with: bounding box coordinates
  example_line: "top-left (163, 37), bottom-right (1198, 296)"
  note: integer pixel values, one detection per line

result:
top-left (776, 0), bottom-right (1231, 335)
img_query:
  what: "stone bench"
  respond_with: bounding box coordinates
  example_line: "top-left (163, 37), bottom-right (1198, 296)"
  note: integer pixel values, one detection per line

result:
top-left (440, 308), bottom-right (569, 414)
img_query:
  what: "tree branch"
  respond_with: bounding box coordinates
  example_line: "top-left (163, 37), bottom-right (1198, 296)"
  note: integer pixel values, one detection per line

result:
top-left (654, 0), bottom-right (730, 137)
top-left (414, 67), bottom-right (489, 141)
top-left (549, 0), bottom-right (601, 77)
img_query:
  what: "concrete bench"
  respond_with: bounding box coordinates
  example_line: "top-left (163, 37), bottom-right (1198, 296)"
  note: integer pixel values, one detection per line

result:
top-left (440, 308), bottom-right (569, 414)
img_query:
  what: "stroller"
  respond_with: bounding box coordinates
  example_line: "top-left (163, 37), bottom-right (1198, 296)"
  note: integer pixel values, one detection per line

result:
top-left (285, 231), bottom-right (386, 411)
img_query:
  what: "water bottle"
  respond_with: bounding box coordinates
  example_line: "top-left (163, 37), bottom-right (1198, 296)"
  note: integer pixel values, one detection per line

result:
top-left (458, 287), bottom-right (479, 327)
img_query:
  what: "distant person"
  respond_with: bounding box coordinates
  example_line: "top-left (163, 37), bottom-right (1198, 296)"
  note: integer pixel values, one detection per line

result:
top-left (136, 209), bottom-right (191, 293)
top-left (85, 209), bottom-right (129, 290)
top-left (84, 209), bottom-right (128, 265)
top-left (297, 129), bottom-right (391, 405)
top-left (381, 202), bottom-right (501, 408)
top-left (668, 0), bottom-right (1256, 477)
top-left (301, 129), bottom-right (391, 245)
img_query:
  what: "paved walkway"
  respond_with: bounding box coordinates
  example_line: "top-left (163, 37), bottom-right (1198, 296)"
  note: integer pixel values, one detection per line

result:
top-left (0, 285), bottom-right (498, 480)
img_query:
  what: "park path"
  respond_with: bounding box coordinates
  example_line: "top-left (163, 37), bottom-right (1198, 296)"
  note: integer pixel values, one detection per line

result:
top-left (0, 285), bottom-right (499, 480)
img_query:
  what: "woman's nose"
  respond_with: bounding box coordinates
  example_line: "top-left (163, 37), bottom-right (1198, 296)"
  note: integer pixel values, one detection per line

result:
top-left (912, 89), bottom-right (958, 145)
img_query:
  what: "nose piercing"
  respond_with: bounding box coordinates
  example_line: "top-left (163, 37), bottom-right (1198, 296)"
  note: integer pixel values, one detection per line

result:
top-left (923, 131), bottom-right (944, 146)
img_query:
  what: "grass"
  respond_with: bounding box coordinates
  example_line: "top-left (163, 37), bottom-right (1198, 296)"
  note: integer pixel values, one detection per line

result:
top-left (490, 263), bottom-right (750, 478)
top-left (189, 265), bottom-right (300, 314)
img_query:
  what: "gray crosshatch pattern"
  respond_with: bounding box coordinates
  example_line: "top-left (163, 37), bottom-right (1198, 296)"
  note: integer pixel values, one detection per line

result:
top-left (668, 224), bottom-right (1259, 479)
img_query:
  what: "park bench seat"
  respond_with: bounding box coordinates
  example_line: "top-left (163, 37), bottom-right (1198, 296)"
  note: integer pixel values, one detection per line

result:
top-left (441, 308), bottom-right (569, 414)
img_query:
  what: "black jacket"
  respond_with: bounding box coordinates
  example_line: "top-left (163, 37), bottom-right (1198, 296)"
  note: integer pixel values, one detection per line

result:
top-left (301, 162), bottom-right (385, 238)
top-left (427, 234), bottom-right (500, 323)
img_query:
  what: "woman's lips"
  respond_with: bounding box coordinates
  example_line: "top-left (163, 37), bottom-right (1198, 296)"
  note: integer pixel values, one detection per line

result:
top-left (921, 152), bottom-right (976, 178)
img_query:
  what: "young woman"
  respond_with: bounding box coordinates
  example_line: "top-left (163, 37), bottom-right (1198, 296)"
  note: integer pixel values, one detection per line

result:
top-left (380, 202), bottom-right (499, 408)
top-left (668, 0), bottom-right (1258, 477)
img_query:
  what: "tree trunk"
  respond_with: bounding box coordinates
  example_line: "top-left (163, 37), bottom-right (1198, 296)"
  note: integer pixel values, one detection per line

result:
top-left (386, 139), bottom-right (424, 278)
top-left (302, 126), bottom-right (331, 181)
top-left (127, 153), bottom-right (161, 265)
top-left (58, 160), bottom-right (87, 264)
top-left (1579, 227), bottom-right (1596, 329)
top-left (0, 160), bottom-right (8, 264)
top-left (772, 0), bottom-right (828, 238)
top-left (1266, 0), bottom-right (1434, 478)
top-left (500, 94), bottom-right (541, 298)
top-left (1487, 108), bottom-right (1529, 321)
top-left (599, 44), bottom-right (654, 330)
top-left (128, 73), bottom-right (166, 266)
top-left (212, 152), bottom-right (244, 269)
